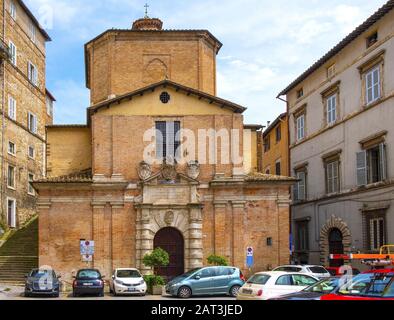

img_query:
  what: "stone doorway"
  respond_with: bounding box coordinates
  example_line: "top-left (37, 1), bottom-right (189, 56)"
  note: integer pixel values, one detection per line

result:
top-left (154, 227), bottom-right (185, 280)
top-left (328, 228), bottom-right (344, 267)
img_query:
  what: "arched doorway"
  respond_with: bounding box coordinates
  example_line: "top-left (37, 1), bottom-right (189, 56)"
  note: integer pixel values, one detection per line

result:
top-left (154, 227), bottom-right (185, 281)
top-left (329, 228), bottom-right (344, 267)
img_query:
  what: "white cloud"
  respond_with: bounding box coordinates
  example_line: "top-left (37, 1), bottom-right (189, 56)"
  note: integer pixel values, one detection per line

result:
top-left (23, 0), bottom-right (389, 125)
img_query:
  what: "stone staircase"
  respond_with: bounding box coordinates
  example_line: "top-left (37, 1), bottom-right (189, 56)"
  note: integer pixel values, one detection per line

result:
top-left (0, 218), bottom-right (38, 286)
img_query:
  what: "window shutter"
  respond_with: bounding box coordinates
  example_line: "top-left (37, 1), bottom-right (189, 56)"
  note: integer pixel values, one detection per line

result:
top-left (28, 62), bottom-right (31, 81)
top-left (174, 121), bottom-right (181, 161)
top-left (379, 143), bottom-right (387, 181)
top-left (356, 151), bottom-right (367, 186)
top-left (293, 181), bottom-right (299, 201)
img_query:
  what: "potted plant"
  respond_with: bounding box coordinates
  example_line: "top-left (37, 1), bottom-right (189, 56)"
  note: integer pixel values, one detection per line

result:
top-left (207, 254), bottom-right (229, 266)
top-left (143, 247), bottom-right (170, 295)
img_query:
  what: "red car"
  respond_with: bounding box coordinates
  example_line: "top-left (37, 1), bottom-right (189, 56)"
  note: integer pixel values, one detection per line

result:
top-left (326, 266), bottom-right (360, 276)
top-left (321, 269), bottom-right (394, 300)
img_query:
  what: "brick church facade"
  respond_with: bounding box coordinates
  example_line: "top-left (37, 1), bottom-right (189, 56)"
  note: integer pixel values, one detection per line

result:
top-left (34, 16), bottom-right (294, 280)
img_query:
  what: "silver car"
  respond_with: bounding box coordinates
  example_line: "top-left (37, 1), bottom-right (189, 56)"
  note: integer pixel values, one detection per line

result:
top-left (272, 265), bottom-right (331, 279)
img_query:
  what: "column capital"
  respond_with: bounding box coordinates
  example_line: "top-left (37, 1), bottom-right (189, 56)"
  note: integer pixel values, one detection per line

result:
top-left (231, 201), bottom-right (246, 208)
top-left (214, 201), bottom-right (227, 208)
top-left (91, 201), bottom-right (106, 209)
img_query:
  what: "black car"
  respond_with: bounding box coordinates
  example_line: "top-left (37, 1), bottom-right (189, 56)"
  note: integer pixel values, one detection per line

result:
top-left (73, 269), bottom-right (105, 297)
top-left (268, 276), bottom-right (347, 300)
top-left (25, 269), bottom-right (61, 298)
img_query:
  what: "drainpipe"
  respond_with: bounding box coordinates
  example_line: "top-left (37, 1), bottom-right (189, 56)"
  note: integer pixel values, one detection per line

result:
top-left (1, 0), bottom-right (6, 225)
top-left (276, 94), bottom-right (292, 260)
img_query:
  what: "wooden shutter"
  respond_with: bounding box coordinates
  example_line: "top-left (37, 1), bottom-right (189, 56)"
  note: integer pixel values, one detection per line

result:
top-left (297, 172), bottom-right (306, 201)
top-left (293, 182), bottom-right (299, 201)
top-left (166, 122), bottom-right (175, 160)
top-left (174, 121), bottom-right (181, 161)
top-left (379, 143), bottom-right (387, 181)
top-left (356, 151), bottom-right (367, 186)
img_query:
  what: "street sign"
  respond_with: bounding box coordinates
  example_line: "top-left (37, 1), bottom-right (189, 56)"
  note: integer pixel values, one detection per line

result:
top-left (246, 247), bottom-right (254, 267)
top-left (80, 240), bottom-right (95, 255)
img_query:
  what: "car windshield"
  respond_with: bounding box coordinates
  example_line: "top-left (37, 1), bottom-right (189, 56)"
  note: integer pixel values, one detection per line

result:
top-left (116, 270), bottom-right (141, 278)
top-left (304, 278), bottom-right (339, 293)
top-left (29, 270), bottom-right (56, 278)
top-left (274, 266), bottom-right (301, 272)
top-left (338, 273), bottom-right (394, 298)
top-left (308, 266), bottom-right (328, 274)
top-left (77, 270), bottom-right (101, 279)
top-left (247, 274), bottom-right (270, 285)
top-left (180, 268), bottom-right (202, 278)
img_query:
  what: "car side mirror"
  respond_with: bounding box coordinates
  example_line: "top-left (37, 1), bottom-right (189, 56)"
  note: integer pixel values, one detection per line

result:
top-left (195, 275), bottom-right (201, 280)
top-left (112, 275), bottom-right (115, 279)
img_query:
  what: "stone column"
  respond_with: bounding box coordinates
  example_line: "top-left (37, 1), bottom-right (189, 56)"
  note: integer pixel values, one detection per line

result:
top-left (136, 207), bottom-right (154, 275)
top-left (37, 201), bottom-right (52, 267)
top-left (187, 206), bottom-right (203, 271)
top-left (111, 202), bottom-right (124, 271)
top-left (92, 201), bottom-right (106, 272)
top-left (214, 201), bottom-right (227, 257)
top-left (232, 201), bottom-right (246, 269)
top-left (277, 197), bottom-right (291, 265)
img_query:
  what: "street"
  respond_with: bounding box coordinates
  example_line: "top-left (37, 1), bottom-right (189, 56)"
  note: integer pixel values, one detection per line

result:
top-left (0, 285), bottom-right (235, 301)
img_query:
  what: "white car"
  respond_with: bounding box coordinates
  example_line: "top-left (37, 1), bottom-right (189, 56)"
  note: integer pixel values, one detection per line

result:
top-left (109, 268), bottom-right (147, 296)
top-left (272, 265), bottom-right (331, 279)
top-left (237, 271), bottom-right (319, 300)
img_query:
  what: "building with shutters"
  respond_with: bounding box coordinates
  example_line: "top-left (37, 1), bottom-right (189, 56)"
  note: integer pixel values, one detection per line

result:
top-left (33, 15), bottom-right (295, 281)
top-left (277, 0), bottom-right (394, 267)
top-left (0, 0), bottom-right (53, 232)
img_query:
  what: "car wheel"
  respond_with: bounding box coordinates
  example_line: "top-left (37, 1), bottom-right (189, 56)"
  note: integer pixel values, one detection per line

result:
top-left (230, 285), bottom-right (241, 297)
top-left (178, 286), bottom-right (192, 299)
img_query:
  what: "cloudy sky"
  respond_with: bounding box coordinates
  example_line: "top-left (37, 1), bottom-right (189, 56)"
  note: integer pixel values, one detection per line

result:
top-left (25, 0), bottom-right (388, 125)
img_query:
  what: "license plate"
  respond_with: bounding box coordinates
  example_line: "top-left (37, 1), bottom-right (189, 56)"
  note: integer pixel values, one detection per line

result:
top-left (243, 289), bottom-right (253, 294)
top-left (83, 283), bottom-right (93, 286)
top-left (128, 288), bottom-right (136, 292)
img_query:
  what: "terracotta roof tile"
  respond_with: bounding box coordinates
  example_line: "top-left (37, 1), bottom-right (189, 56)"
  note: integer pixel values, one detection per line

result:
top-left (35, 169), bottom-right (92, 183)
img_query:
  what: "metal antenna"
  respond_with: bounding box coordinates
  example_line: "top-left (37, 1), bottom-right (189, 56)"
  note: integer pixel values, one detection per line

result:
top-left (144, 3), bottom-right (149, 18)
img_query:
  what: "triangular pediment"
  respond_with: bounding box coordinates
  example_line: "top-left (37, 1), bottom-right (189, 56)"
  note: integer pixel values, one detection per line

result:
top-left (88, 80), bottom-right (246, 119)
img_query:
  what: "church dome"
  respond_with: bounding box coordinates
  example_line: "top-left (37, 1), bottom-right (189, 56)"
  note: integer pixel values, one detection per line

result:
top-left (132, 17), bottom-right (163, 31)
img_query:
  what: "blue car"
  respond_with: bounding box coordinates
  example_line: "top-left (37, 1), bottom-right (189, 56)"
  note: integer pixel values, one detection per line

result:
top-left (165, 266), bottom-right (245, 298)
top-left (25, 269), bottom-right (61, 298)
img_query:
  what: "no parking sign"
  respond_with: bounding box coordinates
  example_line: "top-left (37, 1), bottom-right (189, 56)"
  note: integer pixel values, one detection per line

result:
top-left (246, 247), bottom-right (254, 268)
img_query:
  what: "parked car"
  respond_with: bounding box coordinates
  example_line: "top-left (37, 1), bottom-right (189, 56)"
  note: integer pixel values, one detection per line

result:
top-left (273, 265), bottom-right (331, 278)
top-left (24, 268), bottom-right (61, 298)
top-left (326, 266), bottom-right (360, 276)
top-left (321, 268), bottom-right (394, 300)
top-left (72, 269), bottom-right (105, 297)
top-left (109, 268), bottom-right (147, 296)
top-left (165, 266), bottom-right (245, 299)
top-left (268, 276), bottom-right (348, 300)
top-left (236, 271), bottom-right (319, 300)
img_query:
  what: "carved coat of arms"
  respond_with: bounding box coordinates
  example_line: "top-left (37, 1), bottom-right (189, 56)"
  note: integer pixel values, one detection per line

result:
top-left (187, 160), bottom-right (200, 179)
top-left (138, 161), bottom-right (152, 180)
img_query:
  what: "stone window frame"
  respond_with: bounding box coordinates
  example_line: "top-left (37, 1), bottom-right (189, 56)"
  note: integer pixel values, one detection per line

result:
top-left (264, 134), bottom-right (271, 153)
top-left (322, 149), bottom-right (342, 195)
top-left (357, 131), bottom-right (388, 186)
top-left (275, 158), bottom-right (281, 176)
top-left (154, 118), bottom-right (182, 162)
top-left (9, 1), bottom-right (17, 20)
top-left (27, 61), bottom-right (38, 86)
top-left (293, 104), bottom-right (307, 143)
top-left (293, 163), bottom-right (308, 202)
top-left (296, 88), bottom-right (304, 99)
top-left (326, 63), bottom-right (336, 79)
top-left (294, 217), bottom-right (311, 252)
top-left (275, 124), bottom-right (281, 143)
top-left (358, 49), bottom-right (385, 107)
top-left (27, 111), bottom-right (37, 134)
top-left (6, 197), bottom-right (17, 228)
top-left (321, 81), bottom-right (340, 127)
top-left (27, 172), bottom-right (35, 196)
top-left (8, 40), bottom-right (17, 66)
top-left (361, 208), bottom-right (387, 253)
top-left (7, 164), bottom-right (16, 190)
top-left (8, 140), bottom-right (16, 157)
top-left (28, 145), bottom-right (35, 159)
top-left (8, 95), bottom-right (16, 120)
